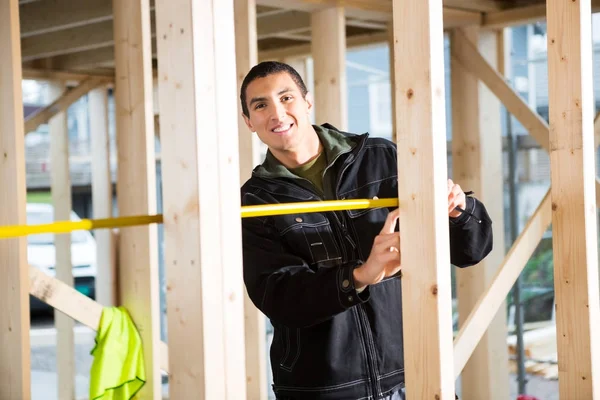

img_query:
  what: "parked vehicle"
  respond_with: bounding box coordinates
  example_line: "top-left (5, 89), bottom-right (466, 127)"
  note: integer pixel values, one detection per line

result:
top-left (27, 203), bottom-right (97, 313)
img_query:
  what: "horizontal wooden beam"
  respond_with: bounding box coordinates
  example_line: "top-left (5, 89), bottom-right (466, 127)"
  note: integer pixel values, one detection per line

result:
top-left (454, 189), bottom-right (552, 377)
top-left (49, 39), bottom-right (157, 70)
top-left (19, 0), bottom-right (112, 38)
top-left (29, 265), bottom-right (170, 372)
top-left (22, 68), bottom-right (115, 82)
top-left (482, 0), bottom-right (600, 29)
top-left (257, 10), bottom-right (311, 39)
top-left (24, 77), bottom-right (105, 133)
top-left (259, 31), bottom-right (388, 60)
top-left (21, 13), bottom-right (156, 62)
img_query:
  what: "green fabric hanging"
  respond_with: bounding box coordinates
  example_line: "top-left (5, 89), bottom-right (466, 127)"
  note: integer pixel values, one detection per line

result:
top-left (89, 306), bottom-right (146, 400)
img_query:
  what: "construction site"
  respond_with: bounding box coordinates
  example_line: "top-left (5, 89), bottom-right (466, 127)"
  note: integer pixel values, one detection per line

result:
top-left (2, 0), bottom-right (600, 399)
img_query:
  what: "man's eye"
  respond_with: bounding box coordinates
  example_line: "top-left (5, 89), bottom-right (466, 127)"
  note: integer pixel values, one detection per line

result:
top-left (255, 103), bottom-right (265, 109)
top-left (282, 96), bottom-right (293, 101)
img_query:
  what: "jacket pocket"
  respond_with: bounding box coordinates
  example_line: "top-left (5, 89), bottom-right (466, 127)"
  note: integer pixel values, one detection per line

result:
top-left (275, 213), bottom-right (341, 267)
top-left (279, 327), bottom-right (301, 372)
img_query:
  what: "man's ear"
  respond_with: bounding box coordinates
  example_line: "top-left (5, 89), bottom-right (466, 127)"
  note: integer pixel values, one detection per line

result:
top-left (305, 91), bottom-right (314, 113)
top-left (242, 112), bottom-right (255, 132)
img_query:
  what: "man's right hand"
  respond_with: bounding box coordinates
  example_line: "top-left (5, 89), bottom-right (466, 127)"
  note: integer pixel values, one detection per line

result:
top-left (353, 208), bottom-right (401, 290)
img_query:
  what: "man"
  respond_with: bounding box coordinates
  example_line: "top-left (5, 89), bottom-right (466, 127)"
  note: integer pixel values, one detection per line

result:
top-left (239, 61), bottom-right (493, 400)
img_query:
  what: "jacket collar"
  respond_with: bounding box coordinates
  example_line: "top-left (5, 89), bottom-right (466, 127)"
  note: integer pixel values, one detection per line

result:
top-left (253, 124), bottom-right (360, 180)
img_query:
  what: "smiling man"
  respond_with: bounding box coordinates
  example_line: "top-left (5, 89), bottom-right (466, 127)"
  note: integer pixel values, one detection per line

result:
top-left (239, 61), bottom-right (493, 400)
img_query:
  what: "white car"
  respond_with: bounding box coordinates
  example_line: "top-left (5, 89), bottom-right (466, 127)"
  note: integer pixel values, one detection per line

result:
top-left (27, 203), bottom-right (97, 312)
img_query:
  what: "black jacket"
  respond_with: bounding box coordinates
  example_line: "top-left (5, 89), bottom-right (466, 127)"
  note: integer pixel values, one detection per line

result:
top-left (241, 124), bottom-right (493, 400)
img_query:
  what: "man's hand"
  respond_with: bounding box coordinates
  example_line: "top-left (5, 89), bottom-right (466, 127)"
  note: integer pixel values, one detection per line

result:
top-left (353, 208), bottom-right (401, 290)
top-left (448, 179), bottom-right (466, 218)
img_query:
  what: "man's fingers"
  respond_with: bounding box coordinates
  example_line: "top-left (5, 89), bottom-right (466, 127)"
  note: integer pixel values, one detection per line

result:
top-left (375, 232), bottom-right (401, 253)
top-left (381, 208), bottom-right (400, 234)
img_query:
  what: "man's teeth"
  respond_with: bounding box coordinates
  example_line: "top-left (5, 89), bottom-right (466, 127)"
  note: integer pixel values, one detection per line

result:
top-left (273, 124), bottom-right (291, 132)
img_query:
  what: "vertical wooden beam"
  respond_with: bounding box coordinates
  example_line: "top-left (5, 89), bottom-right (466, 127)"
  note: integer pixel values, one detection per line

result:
top-left (393, 0), bottom-right (455, 398)
top-left (89, 87), bottom-right (116, 307)
top-left (311, 6), bottom-right (347, 130)
top-left (113, 0), bottom-right (161, 398)
top-left (0, 1), bottom-right (30, 398)
top-left (156, 0), bottom-right (247, 398)
top-left (48, 82), bottom-right (75, 400)
top-left (451, 27), bottom-right (509, 400)
top-left (546, 0), bottom-right (600, 397)
top-left (235, 0), bottom-right (267, 398)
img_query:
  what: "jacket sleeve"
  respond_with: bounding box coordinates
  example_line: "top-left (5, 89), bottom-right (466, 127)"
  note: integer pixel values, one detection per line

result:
top-left (448, 196), bottom-right (494, 268)
top-left (241, 212), bottom-right (370, 329)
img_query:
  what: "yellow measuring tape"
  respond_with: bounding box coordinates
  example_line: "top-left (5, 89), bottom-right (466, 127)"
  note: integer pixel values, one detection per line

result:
top-left (0, 198), bottom-right (399, 239)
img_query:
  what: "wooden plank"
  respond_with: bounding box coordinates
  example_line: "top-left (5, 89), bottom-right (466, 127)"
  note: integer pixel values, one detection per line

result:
top-left (89, 87), bottom-right (116, 307)
top-left (0, 1), bottom-right (30, 398)
top-left (451, 29), bottom-right (600, 207)
top-left (392, 0), bottom-right (455, 398)
top-left (546, 0), bottom-right (600, 396)
top-left (450, 27), bottom-right (509, 400)
top-left (19, 0), bottom-right (112, 37)
top-left (259, 31), bottom-right (387, 61)
top-left (29, 266), bottom-right (170, 372)
top-left (22, 68), bottom-right (115, 82)
top-left (235, 0), bottom-right (267, 398)
top-left (311, 6), bottom-right (347, 130)
top-left (450, 29), bottom-right (549, 150)
top-left (24, 77), bottom-right (105, 134)
top-left (155, 0), bottom-right (247, 397)
top-left (443, 0), bottom-right (506, 12)
top-left (48, 82), bottom-right (75, 400)
top-left (454, 190), bottom-right (552, 378)
top-left (20, 13), bottom-right (156, 62)
top-left (112, 0), bottom-right (161, 398)
top-left (483, 0), bottom-right (600, 29)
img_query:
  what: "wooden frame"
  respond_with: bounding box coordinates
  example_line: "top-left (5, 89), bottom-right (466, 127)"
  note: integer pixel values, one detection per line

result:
top-left (0, 2), bottom-right (30, 399)
top-left (546, 0), bottom-right (600, 396)
top-left (451, 27), bottom-right (509, 399)
top-left (113, 1), bottom-right (162, 398)
top-left (3, 1), bottom-right (600, 399)
top-left (155, 0), bottom-right (247, 397)
top-left (393, 0), bottom-right (455, 397)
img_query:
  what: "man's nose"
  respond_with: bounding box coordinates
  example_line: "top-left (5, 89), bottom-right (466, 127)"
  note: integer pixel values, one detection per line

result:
top-left (271, 103), bottom-right (286, 121)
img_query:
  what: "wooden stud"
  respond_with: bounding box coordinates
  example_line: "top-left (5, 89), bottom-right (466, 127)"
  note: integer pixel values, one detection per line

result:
top-left (311, 6), bottom-right (347, 130)
top-left (48, 81), bottom-right (75, 400)
top-left (0, 1), bottom-right (30, 398)
top-left (155, 0), bottom-right (247, 397)
top-left (113, 0), bottom-right (161, 398)
top-left (453, 191), bottom-right (552, 377)
top-left (546, 0), bottom-right (600, 396)
top-left (89, 87), bottom-right (116, 307)
top-left (235, 0), bottom-right (268, 397)
top-left (392, 0), bottom-right (455, 398)
top-left (451, 27), bottom-right (509, 400)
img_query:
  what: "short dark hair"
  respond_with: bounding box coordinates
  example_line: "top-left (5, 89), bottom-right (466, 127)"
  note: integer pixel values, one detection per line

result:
top-left (240, 61), bottom-right (308, 118)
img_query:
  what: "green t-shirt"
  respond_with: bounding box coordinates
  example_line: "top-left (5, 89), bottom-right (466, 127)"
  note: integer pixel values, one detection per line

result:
top-left (289, 150), bottom-right (327, 195)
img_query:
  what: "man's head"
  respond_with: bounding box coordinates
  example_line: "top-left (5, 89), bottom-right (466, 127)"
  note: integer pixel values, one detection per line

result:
top-left (240, 61), bottom-right (318, 166)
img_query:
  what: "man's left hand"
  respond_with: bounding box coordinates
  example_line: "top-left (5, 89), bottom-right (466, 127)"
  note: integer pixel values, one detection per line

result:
top-left (448, 179), bottom-right (466, 218)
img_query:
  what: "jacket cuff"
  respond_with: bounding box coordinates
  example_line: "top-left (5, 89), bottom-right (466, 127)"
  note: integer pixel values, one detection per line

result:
top-left (450, 196), bottom-right (475, 226)
top-left (337, 261), bottom-right (370, 307)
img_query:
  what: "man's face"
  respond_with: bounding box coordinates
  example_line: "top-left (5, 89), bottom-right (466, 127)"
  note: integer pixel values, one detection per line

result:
top-left (243, 72), bottom-right (313, 155)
